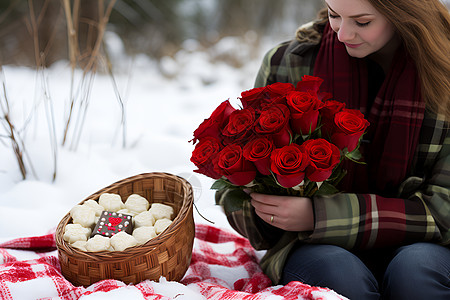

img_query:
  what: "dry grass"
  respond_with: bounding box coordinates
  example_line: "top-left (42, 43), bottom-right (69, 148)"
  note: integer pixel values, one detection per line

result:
top-left (0, 67), bottom-right (30, 179)
top-left (61, 0), bottom-right (119, 150)
top-left (0, 0), bottom-right (122, 181)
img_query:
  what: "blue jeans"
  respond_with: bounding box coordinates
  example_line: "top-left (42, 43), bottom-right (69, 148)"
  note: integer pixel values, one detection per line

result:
top-left (280, 243), bottom-right (450, 300)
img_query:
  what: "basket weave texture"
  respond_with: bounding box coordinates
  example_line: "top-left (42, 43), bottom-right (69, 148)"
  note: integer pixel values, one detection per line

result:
top-left (55, 172), bottom-right (195, 287)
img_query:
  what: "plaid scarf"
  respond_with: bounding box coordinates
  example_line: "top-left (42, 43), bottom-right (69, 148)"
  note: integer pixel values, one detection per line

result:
top-left (313, 23), bottom-right (425, 195)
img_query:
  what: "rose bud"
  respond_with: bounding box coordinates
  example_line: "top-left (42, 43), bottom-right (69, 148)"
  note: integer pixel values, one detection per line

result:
top-left (215, 144), bottom-right (256, 186)
top-left (255, 104), bottom-right (292, 147)
top-left (286, 90), bottom-right (324, 135)
top-left (191, 100), bottom-right (235, 144)
top-left (331, 109), bottom-right (370, 152)
top-left (239, 86), bottom-right (266, 109)
top-left (222, 108), bottom-right (256, 144)
top-left (243, 137), bottom-right (275, 175)
top-left (300, 138), bottom-right (341, 182)
top-left (270, 143), bottom-right (310, 188)
top-left (296, 75), bottom-right (324, 94)
top-left (320, 100), bottom-right (346, 138)
top-left (190, 137), bottom-right (223, 179)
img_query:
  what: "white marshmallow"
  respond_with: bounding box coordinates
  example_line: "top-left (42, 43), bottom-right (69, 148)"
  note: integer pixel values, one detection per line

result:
top-left (71, 241), bottom-right (87, 251)
top-left (63, 223), bottom-right (91, 243)
top-left (64, 223), bottom-right (92, 236)
top-left (154, 218), bottom-right (173, 234)
top-left (110, 231), bottom-right (138, 251)
top-left (125, 194), bottom-right (149, 214)
top-left (69, 205), bottom-right (84, 216)
top-left (149, 203), bottom-right (174, 220)
top-left (86, 235), bottom-right (111, 252)
top-left (132, 226), bottom-right (157, 245)
top-left (98, 193), bottom-right (125, 212)
top-left (134, 211), bottom-right (155, 228)
top-left (83, 199), bottom-right (105, 217)
top-left (70, 205), bottom-right (96, 228)
top-left (117, 208), bottom-right (137, 217)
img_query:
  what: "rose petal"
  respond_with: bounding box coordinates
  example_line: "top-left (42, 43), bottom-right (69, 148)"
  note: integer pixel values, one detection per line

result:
top-left (276, 172), bottom-right (305, 188)
top-left (226, 170), bottom-right (257, 186)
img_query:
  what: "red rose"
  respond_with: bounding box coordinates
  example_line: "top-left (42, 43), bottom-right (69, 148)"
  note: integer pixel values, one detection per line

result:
top-left (296, 75), bottom-right (332, 101)
top-left (270, 143), bottom-right (310, 188)
top-left (265, 82), bottom-right (295, 98)
top-left (331, 109), bottom-right (370, 152)
top-left (255, 104), bottom-right (291, 147)
top-left (222, 108), bottom-right (256, 144)
top-left (301, 138), bottom-right (341, 182)
top-left (243, 137), bottom-right (275, 175)
top-left (320, 100), bottom-right (346, 138)
top-left (240, 86), bottom-right (266, 109)
top-left (321, 100), bottom-right (346, 121)
top-left (215, 144), bottom-right (256, 186)
top-left (192, 100), bottom-right (235, 144)
top-left (258, 82), bottom-right (295, 109)
top-left (296, 75), bottom-right (323, 94)
top-left (240, 82), bottom-right (294, 110)
top-left (286, 91), bottom-right (324, 135)
top-left (190, 137), bottom-right (222, 179)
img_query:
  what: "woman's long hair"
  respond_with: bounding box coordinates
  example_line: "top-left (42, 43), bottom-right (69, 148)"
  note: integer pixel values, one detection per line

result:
top-left (368, 0), bottom-right (450, 120)
top-left (299, 1), bottom-right (450, 120)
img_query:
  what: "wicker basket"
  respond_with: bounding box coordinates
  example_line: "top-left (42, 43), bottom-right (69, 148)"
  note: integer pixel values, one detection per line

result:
top-left (55, 172), bottom-right (195, 287)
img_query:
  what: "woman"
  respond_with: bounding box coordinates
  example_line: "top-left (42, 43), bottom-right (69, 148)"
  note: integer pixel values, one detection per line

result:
top-left (216, 0), bottom-right (450, 299)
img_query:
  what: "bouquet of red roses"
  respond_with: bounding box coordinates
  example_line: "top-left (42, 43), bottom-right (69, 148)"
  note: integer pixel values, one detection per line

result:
top-left (190, 75), bottom-right (369, 197)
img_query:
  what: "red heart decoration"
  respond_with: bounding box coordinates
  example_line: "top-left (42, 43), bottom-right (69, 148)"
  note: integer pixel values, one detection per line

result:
top-left (109, 217), bottom-right (122, 227)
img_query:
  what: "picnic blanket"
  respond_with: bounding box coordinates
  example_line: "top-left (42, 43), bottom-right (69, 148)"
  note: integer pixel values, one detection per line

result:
top-left (0, 224), bottom-right (347, 300)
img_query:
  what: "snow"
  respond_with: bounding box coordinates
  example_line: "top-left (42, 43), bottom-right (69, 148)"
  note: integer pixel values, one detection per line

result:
top-left (0, 34), bottom-right (269, 299)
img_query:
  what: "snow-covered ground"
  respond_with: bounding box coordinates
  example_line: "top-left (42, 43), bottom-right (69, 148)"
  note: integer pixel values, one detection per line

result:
top-left (0, 33), bottom-right (274, 299)
top-left (0, 34), bottom-right (266, 240)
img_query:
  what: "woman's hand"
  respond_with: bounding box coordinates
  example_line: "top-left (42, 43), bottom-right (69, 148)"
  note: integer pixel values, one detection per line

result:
top-left (249, 192), bottom-right (314, 232)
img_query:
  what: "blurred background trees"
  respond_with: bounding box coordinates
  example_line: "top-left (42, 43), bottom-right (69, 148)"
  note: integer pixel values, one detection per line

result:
top-left (0, 0), bottom-right (325, 67)
top-left (0, 0), bottom-right (448, 181)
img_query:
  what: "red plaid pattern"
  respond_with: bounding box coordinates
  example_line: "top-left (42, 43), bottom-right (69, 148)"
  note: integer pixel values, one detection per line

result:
top-left (0, 225), bottom-right (347, 299)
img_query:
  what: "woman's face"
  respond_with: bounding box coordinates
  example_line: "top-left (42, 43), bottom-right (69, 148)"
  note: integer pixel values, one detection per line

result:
top-left (326, 0), bottom-right (396, 58)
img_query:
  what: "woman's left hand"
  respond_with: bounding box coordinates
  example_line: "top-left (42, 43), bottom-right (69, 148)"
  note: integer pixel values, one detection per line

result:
top-left (249, 192), bottom-right (314, 232)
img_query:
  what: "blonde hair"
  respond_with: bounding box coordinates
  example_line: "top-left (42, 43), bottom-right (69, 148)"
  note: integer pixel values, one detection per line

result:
top-left (298, 1), bottom-right (450, 120)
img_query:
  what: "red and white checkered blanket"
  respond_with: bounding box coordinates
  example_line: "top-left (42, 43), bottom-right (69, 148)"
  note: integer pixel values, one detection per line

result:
top-left (0, 224), bottom-right (347, 300)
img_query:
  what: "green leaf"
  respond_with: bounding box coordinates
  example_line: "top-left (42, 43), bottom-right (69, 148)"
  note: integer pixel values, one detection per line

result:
top-left (315, 181), bottom-right (340, 196)
top-left (222, 189), bottom-right (250, 213)
top-left (345, 148), bottom-right (365, 164)
top-left (211, 178), bottom-right (235, 190)
top-left (303, 180), bottom-right (318, 197)
top-left (347, 149), bottom-right (361, 160)
top-left (328, 168), bottom-right (347, 186)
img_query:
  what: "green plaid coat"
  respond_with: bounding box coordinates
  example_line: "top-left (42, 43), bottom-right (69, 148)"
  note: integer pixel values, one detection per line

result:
top-left (216, 27), bottom-right (450, 284)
